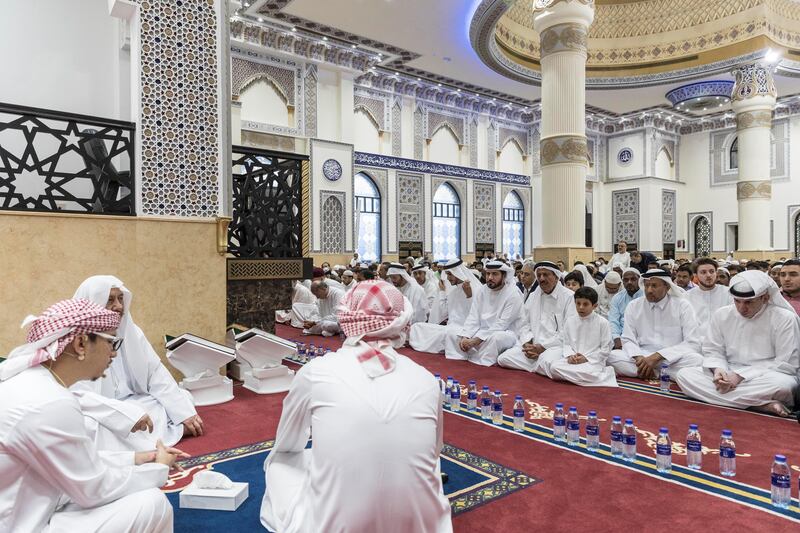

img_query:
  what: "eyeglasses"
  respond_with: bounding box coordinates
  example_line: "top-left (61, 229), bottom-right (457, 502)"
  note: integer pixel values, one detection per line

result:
top-left (92, 332), bottom-right (124, 351)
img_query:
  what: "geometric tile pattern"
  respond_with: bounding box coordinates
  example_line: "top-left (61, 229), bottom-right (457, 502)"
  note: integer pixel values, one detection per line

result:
top-left (304, 65), bottom-right (318, 137)
top-left (474, 182), bottom-right (495, 245)
top-left (137, 0), bottom-right (220, 217)
top-left (391, 99), bottom-right (402, 156)
top-left (612, 188), bottom-right (639, 246)
top-left (227, 259), bottom-right (305, 280)
top-left (232, 57), bottom-right (296, 104)
top-left (469, 117), bottom-right (479, 167)
top-left (398, 172), bottom-right (424, 242)
top-left (661, 189), bottom-right (676, 244)
top-left (320, 191), bottom-right (346, 252)
top-left (414, 107), bottom-right (424, 160)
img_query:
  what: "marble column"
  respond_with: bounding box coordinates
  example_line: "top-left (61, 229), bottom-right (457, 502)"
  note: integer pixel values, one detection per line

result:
top-left (731, 63), bottom-right (776, 256)
top-left (533, 0), bottom-right (595, 264)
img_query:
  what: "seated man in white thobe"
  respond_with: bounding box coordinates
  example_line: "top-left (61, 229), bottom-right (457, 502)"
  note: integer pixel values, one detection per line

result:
top-left (388, 262), bottom-right (429, 324)
top-left (341, 270), bottom-right (356, 291)
top-left (676, 271), bottom-right (800, 417)
top-left (608, 269), bottom-right (701, 379)
top-left (410, 259), bottom-right (479, 354)
top-left (497, 261), bottom-right (577, 373)
top-left (608, 269), bottom-right (643, 349)
top-left (548, 287), bottom-right (617, 387)
top-left (686, 258), bottom-right (732, 329)
top-left (71, 275), bottom-right (201, 452)
top-left (445, 261), bottom-right (523, 366)
top-left (413, 264), bottom-right (441, 317)
top-left (595, 271), bottom-right (622, 318)
top-left (0, 298), bottom-right (185, 532)
top-left (277, 280), bottom-right (317, 328)
top-left (609, 241), bottom-right (631, 269)
top-left (302, 281), bottom-right (345, 337)
top-left (260, 280), bottom-right (452, 533)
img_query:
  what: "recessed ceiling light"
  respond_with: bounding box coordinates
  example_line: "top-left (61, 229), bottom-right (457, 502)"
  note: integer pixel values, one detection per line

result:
top-left (437, 83), bottom-right (442, 87)
top-left (257, 17), bottom-right (263, 22)
top-left (322, 36), bottom-right (328, 41)
top-left (291, 27), bottom-right (297, 32)
top-left (351, 44), bottom-right (356, 49)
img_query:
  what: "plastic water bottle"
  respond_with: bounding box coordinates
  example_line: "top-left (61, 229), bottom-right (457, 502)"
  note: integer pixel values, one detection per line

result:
top-left (719, 429), bottom-right (736, 477)
top-left (656, 427), bottom-right (672, 473)
top-left (450, 380), bottom-right (461, 413)
top-left (513, 395), bottom-right (525, 432)
top-left (553, 403), bottom-right (566, 442)
top-left (770, 455), bottom-right (791, 508)
top-left (622, 419), bottom-right (637, 462)
top-left (296, 342), bottom-right (306, 362)
top-left (467, 381), bottom-right (478, 411)
top-left (307, 343), bottom-right (316, 361)
top-left (480, 386), bottom-right (492, 420)
top-left (445, 376), bottom-right (454, 409)
top-left (566, 407), bottom-right (580, 446)
top-left (434, 374), bottom-right (445, 405)
top-left (316, 346), bottom-right (325, 358)
top-left (686, 424), bottom-right (702, 470)
top-left (492, 391), bottom-right (503, 425)
top-left (659, 363), bottom-right (670, 392)
top-left (610, 416), bottom-right (624, 458)
top-left (586, 411), bottom-right (600, 452)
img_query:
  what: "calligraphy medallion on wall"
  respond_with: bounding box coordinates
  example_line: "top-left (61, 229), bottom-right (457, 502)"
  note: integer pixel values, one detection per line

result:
top-left (322, 158), bottom-right (343, 181)
top-left (617, 148), bottom-right (633, 165)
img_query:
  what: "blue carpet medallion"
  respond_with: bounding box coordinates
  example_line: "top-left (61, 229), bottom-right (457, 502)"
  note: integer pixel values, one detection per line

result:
top-left (165, 441), bottom-right (538, 532)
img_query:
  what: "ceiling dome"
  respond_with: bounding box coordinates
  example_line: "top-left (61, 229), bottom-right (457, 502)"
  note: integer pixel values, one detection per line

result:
top-left (470, 0), bottom-right (800, 88)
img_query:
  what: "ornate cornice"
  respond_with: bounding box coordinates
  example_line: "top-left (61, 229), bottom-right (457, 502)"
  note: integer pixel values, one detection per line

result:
top-left (540, 135), bottom-right (588, 167)
top-left (737, 181), bottom-right (772, 200)
top-left (353, 152), bottom-right (529, 186)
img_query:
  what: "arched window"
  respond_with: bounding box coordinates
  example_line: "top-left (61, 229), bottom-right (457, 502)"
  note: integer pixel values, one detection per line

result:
top-left (694, 216), bottom-right (711, 258)
top-left (354, 172), bottom-right (381, 262)
top-left (502, 191), bottom-right (524, 259)
top-left (729, 137), bottom-right (738, 170)
top-left (432, 183), bottom-right (461, 261)
top-left (794, 212), bottom-right (800, 258)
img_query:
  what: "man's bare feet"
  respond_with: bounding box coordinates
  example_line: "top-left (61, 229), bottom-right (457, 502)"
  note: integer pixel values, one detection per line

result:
top-left (752, 401), bottom-right (791, 417)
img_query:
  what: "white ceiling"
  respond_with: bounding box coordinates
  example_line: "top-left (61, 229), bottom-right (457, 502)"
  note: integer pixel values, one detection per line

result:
top-left (257, 0), bottom-right (800, 114)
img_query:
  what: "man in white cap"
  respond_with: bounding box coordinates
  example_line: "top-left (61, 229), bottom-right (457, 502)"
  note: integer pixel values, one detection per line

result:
top-left (445, 261), bottom-right (523, 366)
top-left (497, 261), bottom-right (576, 373)
top-left (0, 298), bottom-right (184, 532)
top-left (685, 258), bottom-right (732, 328)
top-left (608, 268), bottom-right (643, 349)
top-left (675, 271), bottom-right (800, 416)
top-left (410, 259), bottom-right (479, 353)
top-left (608, 269), bottom-right (701, 380)
top-left (341, 270), bottom-right (356, 291)
top-left (304, 281), bottom-right (345, 337)
top-left (261, 280), bottom-right (452, 532)
top-left (71, 275), bottom-right (201, 452)
top-left (595, 271), bottom-right (622, 318)
top-left (387, 262), bottom-right (429, 324)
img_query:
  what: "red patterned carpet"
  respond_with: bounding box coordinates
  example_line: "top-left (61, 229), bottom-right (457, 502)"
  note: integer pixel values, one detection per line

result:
top-left (173, 324), bottom-right (800, 531)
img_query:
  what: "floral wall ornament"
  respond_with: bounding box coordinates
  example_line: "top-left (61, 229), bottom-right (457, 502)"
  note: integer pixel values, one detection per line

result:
top-left (540, 135), bottom-right (588, 167)
top-left (322, 159), bottom-right (343, 181)
top-left (736, 181), bottom-right (772, 200)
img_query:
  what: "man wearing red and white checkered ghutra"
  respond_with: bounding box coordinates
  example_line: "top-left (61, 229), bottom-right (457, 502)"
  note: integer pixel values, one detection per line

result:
top-left (0, 298), bottom-right (185, 532)
top-left (261, 280), bottom-right (453, 533)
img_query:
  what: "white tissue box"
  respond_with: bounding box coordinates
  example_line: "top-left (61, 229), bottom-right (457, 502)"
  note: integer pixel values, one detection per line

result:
top-left (179, 482), bottom-right (249, 511)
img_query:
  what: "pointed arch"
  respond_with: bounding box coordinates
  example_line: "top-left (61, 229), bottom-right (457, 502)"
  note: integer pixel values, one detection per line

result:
top-left (432, 182), bottom-right (461, 261)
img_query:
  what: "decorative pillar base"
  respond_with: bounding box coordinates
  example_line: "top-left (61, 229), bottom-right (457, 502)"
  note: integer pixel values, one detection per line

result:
top-left (534, 246), bottom-right (594, 266)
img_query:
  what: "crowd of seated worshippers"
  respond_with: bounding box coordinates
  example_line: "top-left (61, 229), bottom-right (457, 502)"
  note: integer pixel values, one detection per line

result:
top-left (281, 252), bottom-right (800, 418)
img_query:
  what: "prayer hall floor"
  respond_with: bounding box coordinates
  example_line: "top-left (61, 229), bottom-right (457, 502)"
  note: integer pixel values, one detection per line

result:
top-left (166, 324), bottom-right (800, 531)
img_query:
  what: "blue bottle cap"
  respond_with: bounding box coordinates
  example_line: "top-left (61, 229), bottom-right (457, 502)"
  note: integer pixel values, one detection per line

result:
top-left (447, 376), bottom-right (453, 380)
top-left (569, 406), bottom-right (577, 411)
top-left (469, 380), bottom-right (476, 384)
top-left (434, 373), bottom-right (441, 378)
top-left (612, 416), bottom-right (621, 421)
top-left (515, 395), bottom-right (523, 400)
top-left (775, 454), bottom-right (786, 462)
top-left (689, 424), bottom-right (698, 430)
top-left (625, 418), bottom-right (633, 424)
top-left (661, 363), bottom-right (669, 368)
top-left (482, 385), bottom-right (490, 390)
top-left (721, 429), bottom-right (732, 437)
top-left (555, 402), bottom-right (564, 408)
top-left (495, 390), bottom-right (502, 395)
top-left (660, 427), bottom-right (669, 433)
top-left (453, 380), bottom-right (459, 384)
top-left (588, 410), bottom-right (597, 416)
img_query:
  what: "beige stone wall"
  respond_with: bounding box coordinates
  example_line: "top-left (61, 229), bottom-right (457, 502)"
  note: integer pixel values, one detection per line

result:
top-left (0, 212), bottom-right (227, 380)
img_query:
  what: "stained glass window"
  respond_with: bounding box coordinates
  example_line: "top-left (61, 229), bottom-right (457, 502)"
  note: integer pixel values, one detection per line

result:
top-left (432, 183), bottom-right (461, 261)
top-left (354, 172), bottom-right (381, 262)
top-left (502, 191), bottom-right (524, 259)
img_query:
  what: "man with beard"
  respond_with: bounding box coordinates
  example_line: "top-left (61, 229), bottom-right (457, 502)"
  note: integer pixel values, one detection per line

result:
top-left (608, 268), bottom-right (643, 350)
top-left (444, 261), bottom-right (523, 366)
top-left (387, 263), bottom-right (428, 324)
top-left (686, 258), bottom-right (732, 328)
